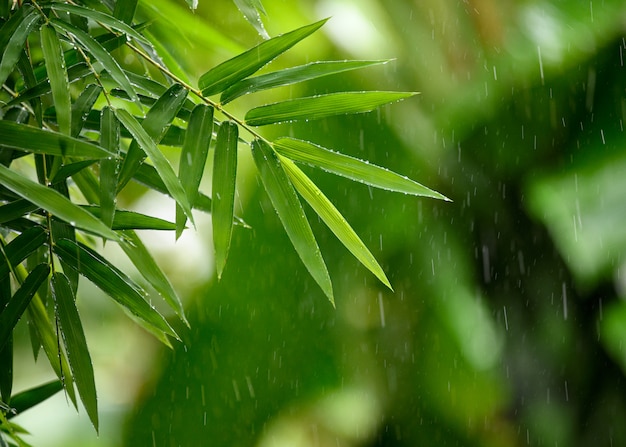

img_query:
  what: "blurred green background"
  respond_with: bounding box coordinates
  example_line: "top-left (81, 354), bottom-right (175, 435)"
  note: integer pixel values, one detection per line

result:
top-left (13, 0), bottom-right (626, 445)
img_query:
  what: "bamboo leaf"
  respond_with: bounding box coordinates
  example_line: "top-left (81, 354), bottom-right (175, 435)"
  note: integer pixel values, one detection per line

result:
top-left (51, 272), bottom-right (98, 431)
top-left (7, 380), bottom-right (63, 418)
top-left (119, 230), bottom-right (186, 323)
top-left (53, 239), bottom-right (178, 345)
top-left (100, 107), bottom-right (119, 228)
top-left (0, 164), bottom-right (120, 242)
top-left (176, 105), bottom-right (214, 237)
top-left (246, 91), bottom-right (418, 126)
top-left (50, 160), bottom-right (97, 185)
top-left (0, 200), bottom-right (39, 225)
top-left (114, 108), bottom-right (194, 226)
top-left (0, 227), bottom-right (48, 281)
top-left (51, 3), bottom-right (148, 43)
top-left (0, 264), bottom-right (11, 402)
top-left (279, 155), bottom-right (392, 289)
top-left (40, 24), bottom-right (72, 136)
top-left (113, 0), bottom-right (138, 24)
top-left (233, 0), bottom-right (269, 39)
top-left (0, 5), bottom-right (40, 88)
top-left (199, 19), bottom-right (327, 97)
top-left (221, 60), bottom-right (389, 104)
top-left (80, 206), bottom-right (176, 231)
top-left (0, 121), bottom-right (113, 158)
top-left (274, 137), bottom-right (450, 200)
top-left (50, 18), bottom-right (139, 105)
top-left (71, 84), bottom-right (103, 138)
top-left (251, 139), bottom-right (333, 304)
top-left (117, 83), bottom-right (188, 192)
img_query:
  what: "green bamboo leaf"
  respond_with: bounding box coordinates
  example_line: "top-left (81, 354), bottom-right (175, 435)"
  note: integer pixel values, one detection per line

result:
top-left (50, 18), bottom-right (139, 105)
top-left (114, 108), bottom-right (194, 226)
top-left (274, 137), bottom-right (450, 200)
top-left (279, 155), bottom-right (392, 289)
top-left (233, 0), bottom-right (269, 39)
top-left (80, 206), bottom-right (176, 231)
top-left (50, 160), bottom-right (97, 185)
top-left (0, 121), bottom-right (113, 158)
top-left (221, 60), bottom-right (390, 104)
top-left (16, 45), bottom-right (43, 126)
top-left (251, 139), bottom-right (333, 304)
top-left (53, 239), bottom-right (178, 345)
top-left (0, 164), bottom-right (120, 242)
top-left (100, 107), bottom-right (119, 228)
top-left (51, 272), bottom-right (98, 431)
top-left (212, 121), bottom-right (238, 278)
top-left (71, 84), bottom-right (103, 138)
top-left (7, 380), bottom-right (63, 418)
top-left (199, 18), bottom-right (327, 97)
top-left (51, 3), bottom-right (148, 44)
top-left (40, 24), bottom-right (72, 136)
top-left (0, 200), bottom-right (39, 225)
top-left (0, 227), bottom-right (48, 281)
top-left (176, 105), bottom-right (214, 237)
top-left (246, 91), bottom-right (418, 126)
top-left (0, 5), bottom-right (40, 88)
top-left (117, 83), bottom-right (188, 192)
top-left (119, 230), bottom-right (186, 323)
top-left (0, 265), bottom-right (11, 402)
top-left (113, 0), bottom-right (138, 24)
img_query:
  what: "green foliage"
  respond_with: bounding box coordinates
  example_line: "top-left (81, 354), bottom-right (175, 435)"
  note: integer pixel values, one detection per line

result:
top-left (0, 0), bottom-right (445, 443)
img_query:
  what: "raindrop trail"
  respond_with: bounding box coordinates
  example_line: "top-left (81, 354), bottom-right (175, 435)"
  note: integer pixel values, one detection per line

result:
top-left (503, 305), bottom-right (509, 331)
top-left (378, 292), bottom-right (386, 328)
top-left (562, 282), bottom-right (568, 320)
top-left (537, 46), bottom-right (545, 85)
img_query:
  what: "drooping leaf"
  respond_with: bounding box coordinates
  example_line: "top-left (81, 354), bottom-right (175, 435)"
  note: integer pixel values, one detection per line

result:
top-left (50, 18), bottom-right (139, 105)
top-left (0, 164), bottom-right (120, 242)
top-left (53, 239), bottom-right (179, 345)
top-left (51, 3), bottom-right (148, 43)
top-left (0, 121), bottom-right (113, 159)
top-left (0, 227), bottom-right (48, 281)
top-left (119, 230), bottom-right (186, 323)
top-left (51, 272), bottom-right (98, 431)
top-left (0, 264), bottom-right (50, 353)
top-left (0, 6), bottom-right (40, 88)
top-left (80, 206), bottom-right (176, 231)
top-left (114, 108), bottom-right (194, 226)
top-left (221, 59), bottom-right (390, 104)
top-left (233, 0), bottom-right (269, 39)
top-left (7, 380), bottom-right (63, 418)
top-left (199, 18), bottom-right (328, 97)
top-left (279, 155), bottom-right (392, 289)
top-left (176, 105), bottom-right (214, 237)
top-left (273, 137), bottom-right (450, 200)
top-left (117, 83), bottom-right (188, 191)
top-left (100, 107), bottom-right (119, 228)
top-left (71, 84), bottom-right (103, 138)
top-left (246, 91), bottom-right (417, 126)
top-left (251, 139), bottom-right (333, 304)
top-left (212, 121), bottom-right (239, 279)
top-left (40, 24), bottom-right (72, 136)
top-left (49, 180), bottom-right (80, 294)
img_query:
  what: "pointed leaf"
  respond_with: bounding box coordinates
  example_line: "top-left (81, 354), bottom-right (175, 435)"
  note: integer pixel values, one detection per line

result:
top-left (0, 121), bottom-right (113, 158)
top-left (117, 83), bottom-right (188, 191)
top-left (114, 108), bottom-right (194, 226)
top-left (71, 84), bottom-right (103, 138)
top-left (233, 0), bottom-right (269, 39)
top-left (81, 206), bottom-right (176, 231)
top-left (221, 60), bottom-right (389, 104)
top-left (0, 200), bottom-right (39, 225)
top-left (0, 6), bottom-right (40, 88)
top-left (0, 227), bottom-right (48, 281)
top-left (212, 121), bottom-right (239, 278)
top-left (176, 105), bottom-right (214, 237)
top-left (40, 24), bottom-right (72, 136)
top-left (113, 0), bottom-right (138, 24)
top-left (52, 272), bottom-right (98, 431)
top-left (199, 18), bottom-right (327, 97)
top-left (7, 380), bottom-right (63, 418)
top-left (0, 164), bottom-right (120, 241)
top-left (119, 230), bottom-right (186, 322)
top-left (100, 107), bottom-right (119, 228)
top-left (251, 139), bottom-right (333, 303)
top-left (279, 155), bottom-right (392, 289)
top-left (53, 239), bottom-right (178, 345)
top-left (50, 18), bottom-right (139, 105)
top-left (274, 137), bottom-right (450, 200)
top-left (246, 91), bottom-right (417, 126)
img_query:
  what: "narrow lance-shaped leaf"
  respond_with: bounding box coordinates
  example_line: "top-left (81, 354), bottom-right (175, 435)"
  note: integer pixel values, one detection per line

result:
top-left (274, 137), bottom-right (450, 200)
top-left (0, 5), bottom-right (40, 88)
top-left (0, 164), bottom-right (120, 242)
top-left (176, 105), bottom-right (214, 238)
top-left (251, 139), bottom-right (334, 304)
top-left (199, 18), bottom-right (328, 97)
top-left (71, 84), bottom-right (102, 138)
top-left (119, 230), bottom-right (186, 324)
top-left (40, 24), bottom-right (72, 136)
top-left (113, 0), bottom-right (138, 24)
top-left (117, 83), bottom-right (188, 192)
top-left (246, 91), bottom-right (418, 126)
top-left (100, 107), bottom-right (119, 228)
top-left (233, 0), bottom-right (269, 39)
top-left (0, 227), bottom-right (48, 281)
top-left (53, 239), bottom-right (179, 346)
top-left (50, 18), bottom-right (140, 106)
top-left (221, 59), bottom-right (390, 104)
top-left (81, 206), bottom-right (176, 231)
top-left (7, 380), bottom-right (63, 418)
top-left (114, 108), bottom-right (194, 226)
top-left (52, 272), bottom-right (98, 431)
top-left (212, 121), bottom-right (238, 278)
top-left (279, 155), bottom-right (392, 289)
